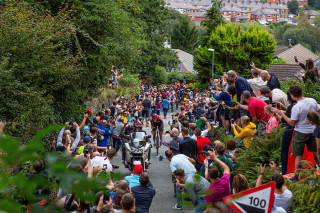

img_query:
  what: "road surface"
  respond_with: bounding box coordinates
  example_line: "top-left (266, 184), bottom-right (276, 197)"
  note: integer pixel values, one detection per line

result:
top-left (112, 110), bottom-right (194, 213)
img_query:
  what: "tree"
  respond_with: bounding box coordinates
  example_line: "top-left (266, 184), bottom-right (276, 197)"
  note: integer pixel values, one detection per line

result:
top-left (170, 14), bottom-right (199, 54)
top-left (153, 66), bottom-right (168, 85)
top-left (194, 24), bottom-right (276, 83)
top-left (287, 0), bottom-right (299, 14)
top-left (314, 15), bottom-right (320, 27)
top-left (0, 2), bottom-right (83, 141)
top-left (201, 0), bottom-right (223, 46)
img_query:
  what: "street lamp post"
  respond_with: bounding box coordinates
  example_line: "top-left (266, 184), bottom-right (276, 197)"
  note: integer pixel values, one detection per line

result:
top-left (208, 48), bottom-right (215, 79)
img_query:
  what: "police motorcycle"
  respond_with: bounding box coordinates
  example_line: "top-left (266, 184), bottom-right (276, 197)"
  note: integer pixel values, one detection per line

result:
top-left (122, 120), bottom-right (152, 172)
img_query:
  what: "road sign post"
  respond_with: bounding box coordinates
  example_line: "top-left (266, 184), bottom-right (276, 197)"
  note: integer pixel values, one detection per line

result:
top-left (223, 181), bottom-right (276, 213)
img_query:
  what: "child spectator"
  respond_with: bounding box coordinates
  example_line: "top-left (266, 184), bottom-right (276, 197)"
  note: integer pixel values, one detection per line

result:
top-left (264, 105), bottom-right (280, 133)
top-left (307, 111), bottom-right (320, 164)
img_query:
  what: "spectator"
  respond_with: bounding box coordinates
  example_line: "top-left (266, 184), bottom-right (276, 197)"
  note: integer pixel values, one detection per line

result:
top-left (194, 128), bottom-right (212, 164)
top-left (142, 95), bottom-right (151, 127)
top-left (162, 96), bottom-right (170, 119)
top-left (306, 111), bottom-right (320, 165)
top-left (56, 122), bottom-right (81, 153)
top-left (212, 89), bottom-right (232, 133)
top-left (256, 161), bottom-right (292, 212)
top-left (112, 190), bottom-right (126, 211)
top-left (280, 92), bottom-right (296, 175)
top-left (274, 85), bottom-right (320, 181)
top-left (226, 139), bottom-right (236, 159)
top-left (132, 172), bottom-right (156, 213)
top-left (238, 91), bottom-right (270, 133)
top-left (174, 169), bottom-right (210, 213)
top-left (109, 101), bottom-right (117, 117)
top-left (247, 69), bottom-right (268, 101)
top-left (264, 105), bottom-right (280, 133)
top-left (124, 164), bottom-right (143, 188)
top-left (225, 85), bottom-right (240, 125)
top-left (179, 127), bottom-right (198, 160)
top-left (251, 63), bottom-right (281, 90)
top-left (207, 142), bottom-right (233, 179)
top-left (112, 117), bottom-right (124, 153)
top-left (190, 117), bottom-right (212, 140)
top-left (192, 103), bottom-right (206, 120)
top-left (162, 128), bottom-right (181, 155)
top-left (259, 86), bottom-right (289, 109)
top-left (232, 174), bottom-right (249, 194)
top-left (296, 58), bottom-right (319, 83)
top-left (165, 150), bottom-right (196, 210)
top-left (227, 70), bottom-right (253, 117)
top-left (117, 180), bottom-right (130, 193)
top-left (204, 151), bottom-right (232, 213)
top-left (231, 116), bottom-right (256, 148)
top-left (119, 193), bottom-right (135, 213)
top-left (91, 148), bottom-right (116, 171)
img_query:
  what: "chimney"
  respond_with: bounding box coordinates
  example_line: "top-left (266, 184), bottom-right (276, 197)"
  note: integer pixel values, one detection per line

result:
top-left (288, 39), bottom-right (292, 48)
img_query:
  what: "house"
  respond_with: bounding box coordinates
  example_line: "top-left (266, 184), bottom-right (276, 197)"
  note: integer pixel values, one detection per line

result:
top-left (165, 0), bottom-right (212, 8)
top-left (173, 49), bottom-right (196, 73)
top-left (304, 10), bottom-right (320, 18)
top-left (297, 0), bottom-right (308, 7)
top-left (221, 3), bottom-right (251, 23)
top-left (251, 8), bottom-right (280, 22)
top-left (188, 12), bottom-right (207, 25)
top-left (166, 1), bottom-right (200, 14)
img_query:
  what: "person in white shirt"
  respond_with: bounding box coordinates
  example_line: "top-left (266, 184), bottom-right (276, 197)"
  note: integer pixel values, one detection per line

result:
top-left (247, 69), bottom-right (268, 102)
top-left (189, 117), bottom-right (212, 140)
top-left (274, 85), bottom-right (320, 182)
top-left (91, 148), bottom-right (116, 171)
top-left (258, 86), bottom-right (289, 109)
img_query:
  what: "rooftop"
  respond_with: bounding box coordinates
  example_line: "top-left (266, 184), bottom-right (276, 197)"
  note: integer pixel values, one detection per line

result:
top-left (168, 1), bottom-right (199, 10)
top-left (267, 63), bottom-right (302, 80)
top-left (304, 10), bottom-right (320, 16)
top-left (251, 8), bottom-right (279, 15)
top-left (173, 49), bottom-right (195, 73)
top-left (276, 44), bottom-right (319, 64)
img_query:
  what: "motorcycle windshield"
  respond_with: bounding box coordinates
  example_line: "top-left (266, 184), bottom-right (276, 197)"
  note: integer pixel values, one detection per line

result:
top-left (131, 131), bottom-right (146, 140)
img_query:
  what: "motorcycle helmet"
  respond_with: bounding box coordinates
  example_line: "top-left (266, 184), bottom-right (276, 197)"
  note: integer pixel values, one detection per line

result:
top-left (134, 120), bottom-right (142, 129)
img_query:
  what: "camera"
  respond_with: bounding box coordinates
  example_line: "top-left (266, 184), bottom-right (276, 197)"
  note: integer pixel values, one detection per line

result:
top-left (294, 56), bottom-right (298, 63)
top-left (201, 147), bottom-right (214, 156)
top-left (68, 122), bottom-right (74, 126)
top-left (230, 102), bottom-right (236, 107)
top-left (271, 102), bottom-right (280, 110)
top-left (261, 158), bottom-right (270, 167)
top-left (83, 147), bottom-right (89, 157)
top-left (172, 174), bottom-right (177, 184)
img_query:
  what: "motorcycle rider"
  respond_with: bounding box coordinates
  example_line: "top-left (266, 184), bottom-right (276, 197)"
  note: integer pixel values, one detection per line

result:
top-left (150, 113), bottom-right (164, 145)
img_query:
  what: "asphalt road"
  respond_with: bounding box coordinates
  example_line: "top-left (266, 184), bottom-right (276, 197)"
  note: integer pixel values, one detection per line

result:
top-left (112, 110), bottom-right (194, 213)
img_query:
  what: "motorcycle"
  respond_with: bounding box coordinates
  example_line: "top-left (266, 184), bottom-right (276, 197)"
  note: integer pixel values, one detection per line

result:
top-left (122, 124), bottom-right (152, 172)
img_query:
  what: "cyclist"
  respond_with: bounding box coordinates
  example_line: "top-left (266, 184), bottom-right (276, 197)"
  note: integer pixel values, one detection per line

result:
top-left (150, 113), bottom-right (164, 145)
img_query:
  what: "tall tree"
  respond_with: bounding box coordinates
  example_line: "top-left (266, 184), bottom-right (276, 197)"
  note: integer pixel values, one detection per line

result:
top-left (170, 14), bottom-right (199, 54)
top-left (201, 0), bottom-right (223, 45)
top-left (194, 24), bottom-right (276, 83)
top-left (287, 0), bottom-right (299, 14)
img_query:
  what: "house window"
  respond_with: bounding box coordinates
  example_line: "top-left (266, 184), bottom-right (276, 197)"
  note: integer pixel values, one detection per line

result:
top-left (233, 12), bottom-right (236, 15)
top-left (229, 12), bottom-right (232, 15)
top-left (268, 15), bottom-right (271, 18)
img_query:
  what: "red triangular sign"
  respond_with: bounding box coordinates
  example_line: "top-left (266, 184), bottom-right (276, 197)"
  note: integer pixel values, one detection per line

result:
top-left (223, 181), bottom-right (276, 213)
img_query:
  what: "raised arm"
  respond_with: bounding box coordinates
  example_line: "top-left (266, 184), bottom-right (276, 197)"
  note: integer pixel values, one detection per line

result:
top-left (70, 124), bottom-right (80, 151)
top-left (57, 127), bottom-right (65, 147)
top-left (79, 113), bottom-right (88, 130)
top-left (251, 62), bottom-right (264, 75)
top-left (256, 164), bottom-right (266, 187)
top-left (208, 151), bottom-right (230, 175)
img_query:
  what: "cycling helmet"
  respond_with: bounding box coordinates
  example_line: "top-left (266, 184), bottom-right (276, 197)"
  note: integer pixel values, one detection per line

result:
top-left (83, 125), bottom-right (90, 132)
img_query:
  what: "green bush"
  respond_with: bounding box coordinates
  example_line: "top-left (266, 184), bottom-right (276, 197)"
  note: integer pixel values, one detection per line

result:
top-left (168, 70), bottom-right (197, 83)
top-left (153, 65), bottom-right (168, 86)
top-left (271, 58), bottom-right (288, 64)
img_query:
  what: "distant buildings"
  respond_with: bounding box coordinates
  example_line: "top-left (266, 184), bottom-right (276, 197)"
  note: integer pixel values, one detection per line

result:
top-left (165, 0), bottom-right (288, 24)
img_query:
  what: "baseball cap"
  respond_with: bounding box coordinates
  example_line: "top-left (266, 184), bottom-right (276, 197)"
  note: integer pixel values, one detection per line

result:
top-left (83, 136), bottom-right (91, 143)
top-left (133, 164), bottom-right (143, 174)
top-left (83, 126), bottom-right (90, 132)
top-left (258, 86), bottom-right (271, 96)
top-left (251, 69), bottom-right (259, 75)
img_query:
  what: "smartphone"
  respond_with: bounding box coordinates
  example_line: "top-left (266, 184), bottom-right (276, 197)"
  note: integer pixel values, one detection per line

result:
top-left (231, 119), bottom-right (235, 124)
top-left (248, 59), bottom-right (253, 66)
top-left (294, 56), bottom-right (298, 62)
top-left (103, 191), bottom-right (110, 204)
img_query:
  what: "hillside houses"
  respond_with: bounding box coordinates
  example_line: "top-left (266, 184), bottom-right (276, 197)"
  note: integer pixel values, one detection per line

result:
top-left (165, 0), bottom-right (288, 24)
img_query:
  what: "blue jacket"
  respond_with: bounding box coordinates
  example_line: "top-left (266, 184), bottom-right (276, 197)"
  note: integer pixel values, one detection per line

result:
top-left (162, 99), bottom-right (170, 109)
top-left (212, 92), bottom-right (231, 106)
top-left (235, 76), bottom-right (253, 102)
top-left (96, 125), bottom-right (113, 147)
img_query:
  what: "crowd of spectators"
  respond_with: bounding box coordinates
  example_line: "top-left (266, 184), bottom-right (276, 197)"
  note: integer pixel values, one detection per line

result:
top-left (5, 60), bottom-right (320, 213)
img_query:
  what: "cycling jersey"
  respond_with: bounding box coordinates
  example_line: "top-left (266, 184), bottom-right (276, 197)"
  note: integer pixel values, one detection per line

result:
top-left (150, 115), bottom-right (163, 124)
